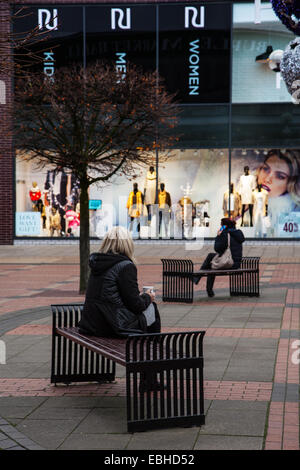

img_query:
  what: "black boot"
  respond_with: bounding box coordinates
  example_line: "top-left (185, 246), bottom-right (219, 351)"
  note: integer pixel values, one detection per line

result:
top-left (206, 274), bottom-right (215, 297)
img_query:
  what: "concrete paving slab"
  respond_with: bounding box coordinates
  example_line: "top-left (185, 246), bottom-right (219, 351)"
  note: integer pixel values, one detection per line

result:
top-left (194, 435), bottom-right (263, 450)
top-left (198, 409), bottom-right (266, 436)
top-left (16, 418), bottom-right (84, 449)
top-left (0, 405), bottom-right (41, 420)
top-left (127, 427), bottom-right (200, 450)
top-left (27, 407), bottom-right (91, 420)
top-left (75, 408), bottom-right (128, 434)
top-left (41, 396), bottom-right (127, 408)
top-left (59, 433), bottom-right (131, 450)
top-left (224, 361), bottom-right (275, 382)
top-left (209, 400), bottom-right (268, 412)
top-left (0, 363), bottom-right (49, 378)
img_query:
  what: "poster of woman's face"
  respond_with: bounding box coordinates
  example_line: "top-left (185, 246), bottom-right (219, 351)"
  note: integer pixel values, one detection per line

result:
top-left (232, 149), bottom-right (300, 203)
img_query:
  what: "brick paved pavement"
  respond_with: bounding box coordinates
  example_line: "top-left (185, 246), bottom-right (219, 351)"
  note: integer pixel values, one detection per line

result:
top-left (0, 241), bottom-right (299, 450)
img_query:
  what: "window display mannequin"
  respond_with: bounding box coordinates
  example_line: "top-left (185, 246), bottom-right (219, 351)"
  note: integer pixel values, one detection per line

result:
top-left (194, 200), bottom-right (210, 227)
top-left (29, 182), bottom-right (42, 209)
top-left (49, 207), bottom-right (61, 237)
top-left (45, 168), bottom-right (80, 209)
top-left (158, 183), bottom-right (171, 236)
top-left (44, 168), bottom-right (80, 235)
top-left (223, 183), bottom-right (241, 220)
top-left (144, 166), bottom-right (157, 220)
top-left (127, 183), bottom-right (145, 233)
top-left (252, 184), bottom-right (268, 237)
top-left (179, 182), bottom-right (194, 237)
top-left (34, 199), bottom-right (47, 230)
top-left (237, 166), bottom-right (256, 226)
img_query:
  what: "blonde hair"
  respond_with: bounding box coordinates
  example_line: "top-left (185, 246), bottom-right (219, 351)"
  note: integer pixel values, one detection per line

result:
top-left (99, 226), bottom-right (136, 263)
top-left (258, 149), bottom-right (300, 205)
top-left (284, 150), bottom-right (300, 206)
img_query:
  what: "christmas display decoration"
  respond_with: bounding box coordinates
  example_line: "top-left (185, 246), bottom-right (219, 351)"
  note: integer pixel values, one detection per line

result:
top-left (268, 49), bottom-right (284, 71)
top-left (271, 0), bottom-right (300, 35)
top-left (280, 37), bottom-right (300, 100)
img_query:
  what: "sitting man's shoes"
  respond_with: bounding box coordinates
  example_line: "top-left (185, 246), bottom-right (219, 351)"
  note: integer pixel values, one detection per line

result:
top-left (207, 289), bottom-right (215, 297)
top-left (193, 274), bottom-right (202, 285)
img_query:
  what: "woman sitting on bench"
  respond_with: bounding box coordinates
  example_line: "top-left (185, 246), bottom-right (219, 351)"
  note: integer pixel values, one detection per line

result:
top-left (194, 218), bottom-right (245, 297)
top-left (78, 226), bottom-right (161, 338)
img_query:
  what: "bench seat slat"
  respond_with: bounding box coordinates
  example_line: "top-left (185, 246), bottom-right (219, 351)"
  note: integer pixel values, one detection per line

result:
top-left (196, 268), bottom-right (257, 275)
top-left (56, 326), bottom-right (127, 366)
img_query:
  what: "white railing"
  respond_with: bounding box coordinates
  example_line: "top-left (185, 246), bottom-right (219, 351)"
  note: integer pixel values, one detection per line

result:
top-left (254, 0), bottom-right (272, 24)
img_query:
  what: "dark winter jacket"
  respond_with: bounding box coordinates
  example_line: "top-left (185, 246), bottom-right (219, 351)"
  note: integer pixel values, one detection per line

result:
top-left (214, 228), bottom-right (245, 269)
top-left (78, 252), bottom-right (151, 337)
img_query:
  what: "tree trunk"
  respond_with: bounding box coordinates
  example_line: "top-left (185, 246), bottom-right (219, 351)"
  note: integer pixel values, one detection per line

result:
top-left (79, 177), bottom-right (90, 294)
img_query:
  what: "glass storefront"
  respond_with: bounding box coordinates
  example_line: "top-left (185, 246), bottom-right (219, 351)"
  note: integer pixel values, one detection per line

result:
top-left (13, 2), bottom-right (300, 240)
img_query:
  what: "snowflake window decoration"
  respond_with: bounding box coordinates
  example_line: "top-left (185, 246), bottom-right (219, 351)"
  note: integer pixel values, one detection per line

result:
top-left (271, 0), bottom-right (300, 35)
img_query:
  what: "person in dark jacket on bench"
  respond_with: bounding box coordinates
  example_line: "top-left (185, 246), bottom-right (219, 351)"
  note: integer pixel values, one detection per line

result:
top-left (194, 218), bottom-right (245, 297)
top-left (78, 226), bottom-right (161, 338)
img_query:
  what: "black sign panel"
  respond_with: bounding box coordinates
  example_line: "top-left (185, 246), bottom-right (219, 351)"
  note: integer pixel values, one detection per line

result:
top-left (159, 3), bottom-right (231, 103)
top-left (13, 6), bottom-right (83, 71)
top-left (13, 3), bottom-right (231, 103)
top-left (85, 5), bottom-right (156, 72)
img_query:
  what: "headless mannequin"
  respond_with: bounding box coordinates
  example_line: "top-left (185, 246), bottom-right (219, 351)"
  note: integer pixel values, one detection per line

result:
top-left (223, 183), bottom-right (240, 219)
top-left (144, 166), bottom-right (156, 221)
top-left (228, 183), bottom-right (234, 215)
top-left (158, 183), bottom-right (171, 235)
top-left (252, 184), bottom-right (268, 232)
top-left (127, 183), bottom-right (142, 233)
top-left (240, 166), bottom-right (254, 227)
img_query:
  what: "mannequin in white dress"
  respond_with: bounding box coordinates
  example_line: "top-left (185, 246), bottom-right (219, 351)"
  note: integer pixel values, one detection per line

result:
top-left (252, 184), bottom-right (268, 237)
top-left (144, 166), bottom-right (157, 221)
top-left (237, 166), bottom-right (256, 226)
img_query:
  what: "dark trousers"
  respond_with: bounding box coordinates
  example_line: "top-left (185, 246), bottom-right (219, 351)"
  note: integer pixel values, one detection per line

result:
top-left (201, 252), bottom-right (217, 292)
top-left (199, 253), bottom-right (240, 292)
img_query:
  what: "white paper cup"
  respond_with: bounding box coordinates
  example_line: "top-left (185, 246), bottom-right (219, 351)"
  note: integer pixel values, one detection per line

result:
top-left (143, 286), bottom-right (154, 294)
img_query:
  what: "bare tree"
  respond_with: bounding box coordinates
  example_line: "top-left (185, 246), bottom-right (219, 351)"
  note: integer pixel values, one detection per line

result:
top-left (0, 3), bottom-right (49, 76)
top-left (14, 62), bottom-right (179, 292)
top-left (0, 3), bottom-right (50, 141)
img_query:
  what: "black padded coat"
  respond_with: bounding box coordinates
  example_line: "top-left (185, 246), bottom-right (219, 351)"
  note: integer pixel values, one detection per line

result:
top-left (214, 228), bottom-right (245, 269)
top-left (78, 252), bottom-right (151, 337)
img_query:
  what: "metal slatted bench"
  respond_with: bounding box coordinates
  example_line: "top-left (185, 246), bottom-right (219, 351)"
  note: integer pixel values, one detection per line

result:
top-left (161, 257), bottom-right (260, 303)
top-left (51, 304), bottom-right (206, 433)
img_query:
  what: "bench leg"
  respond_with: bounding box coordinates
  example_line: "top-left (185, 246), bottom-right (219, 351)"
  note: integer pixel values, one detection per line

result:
top-left (125, 332), bottom-right (205, 432)
top-left (230, 271), bottom-right (260, 297)
top-left (51, 332), bottom-right (116, 384)
top-left (161, 260), bottom-right (194, 303)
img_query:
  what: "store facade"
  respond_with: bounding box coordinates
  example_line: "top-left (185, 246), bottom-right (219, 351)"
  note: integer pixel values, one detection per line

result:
top-left (1, 0), bottom-right (300, 243)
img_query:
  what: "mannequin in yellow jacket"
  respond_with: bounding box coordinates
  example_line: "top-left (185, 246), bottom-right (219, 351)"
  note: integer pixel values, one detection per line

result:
top-left (127, 183), bottom-right (147, 232)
